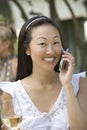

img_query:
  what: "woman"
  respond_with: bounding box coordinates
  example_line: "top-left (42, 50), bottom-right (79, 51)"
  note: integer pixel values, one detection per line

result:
top-left (0, 22), bottom-right (18, 81)
top-left (0, 16), bottom-right (87, 130)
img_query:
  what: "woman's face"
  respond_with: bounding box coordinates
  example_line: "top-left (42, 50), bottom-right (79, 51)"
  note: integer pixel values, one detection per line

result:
top-left (26, 24), bottom-right (62, 71)
top-left (0, 39), bottom-right (11, 58)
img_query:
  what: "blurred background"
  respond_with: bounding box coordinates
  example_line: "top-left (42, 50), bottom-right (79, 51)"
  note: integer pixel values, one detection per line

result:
top-left (0, 0), bottom-right (87, 73)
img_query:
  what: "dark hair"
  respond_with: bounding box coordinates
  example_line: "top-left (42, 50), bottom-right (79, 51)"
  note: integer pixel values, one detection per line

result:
top-left (16, 16), bottom-right (63, 80)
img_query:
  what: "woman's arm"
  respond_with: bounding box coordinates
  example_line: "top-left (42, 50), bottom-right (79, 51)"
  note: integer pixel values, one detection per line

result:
top-left (59, 51), bottom-right (87, 130)
top-left (0, 93), bottom-right (12, 130)
top-left (64, 80), bottom-right (87, 130)
top-left (0, 92), bottom-right (12, 101)
top-left (77, 77), bottom-right (87, 117)
top-left (0, 93), bottom-right (20, 130)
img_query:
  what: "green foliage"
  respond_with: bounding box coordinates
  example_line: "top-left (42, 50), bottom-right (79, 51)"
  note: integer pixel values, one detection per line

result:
top-left (0, 0), bottom-right (12, 23)
top-left (14, 39), bottom-right (18, 57)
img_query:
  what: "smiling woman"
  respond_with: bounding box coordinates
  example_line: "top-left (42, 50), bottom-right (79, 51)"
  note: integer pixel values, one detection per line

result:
top-left (0, 16), bottom-right (87, 130)
top-left (25, 24), bottom-right (62, 72)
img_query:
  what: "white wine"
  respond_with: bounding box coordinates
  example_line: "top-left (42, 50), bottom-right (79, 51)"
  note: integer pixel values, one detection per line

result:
top-left (2, 115), bottom-right (22, 130)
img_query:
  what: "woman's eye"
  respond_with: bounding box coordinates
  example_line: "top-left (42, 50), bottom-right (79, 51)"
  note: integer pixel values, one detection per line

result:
top-left (54, 41), bottom-right (60, 45)
top-left (39, 43), bottom-right (46, 46)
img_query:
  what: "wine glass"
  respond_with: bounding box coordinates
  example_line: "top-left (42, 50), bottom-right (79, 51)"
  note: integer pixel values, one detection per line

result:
top-left (0, 98), bottom-right (22, 130)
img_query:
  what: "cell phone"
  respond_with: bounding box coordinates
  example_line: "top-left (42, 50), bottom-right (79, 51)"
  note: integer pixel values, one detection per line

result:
top-left (59, 48), bottom-right (69, 71)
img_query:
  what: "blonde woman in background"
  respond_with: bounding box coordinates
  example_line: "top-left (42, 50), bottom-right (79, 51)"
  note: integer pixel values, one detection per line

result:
top-left (0, 21), bottom-right (18, 128)
top-left (0, 22), bottom-right (18, 81)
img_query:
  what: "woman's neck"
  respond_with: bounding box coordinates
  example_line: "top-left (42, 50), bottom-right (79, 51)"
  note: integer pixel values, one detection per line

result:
top-left (31, 69), bottom-right (59, 86)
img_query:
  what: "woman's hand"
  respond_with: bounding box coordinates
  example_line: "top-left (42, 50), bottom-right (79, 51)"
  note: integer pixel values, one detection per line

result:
top-left (1, 124), bottom-right (8, 130)
top-left (1, 124), bottom-right (20, 130)
top-left (59, 51), bottom-right (75, 87)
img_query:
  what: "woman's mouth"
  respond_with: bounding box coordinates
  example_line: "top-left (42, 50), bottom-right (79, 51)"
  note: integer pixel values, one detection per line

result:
top-left (44, 57), bottom-right (55, 62)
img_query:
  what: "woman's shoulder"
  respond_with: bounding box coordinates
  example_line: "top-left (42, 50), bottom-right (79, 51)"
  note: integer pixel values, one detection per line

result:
top-left (71, 71), bottom-right (86, 95)
top-left (0, 80), bottom-right (21, 97)
top-left (73, 71), bottom-right (87, 92)
top-left (0, 80), bottom-right (18, 86)
top-left (0, 80), bottom-right (21, 88)
top-left (78, 76), bottom-right (87, 96)
top-left (77, 73), bottom-right (87, 115)
top-left (72, 71), bottom-right (86, 79)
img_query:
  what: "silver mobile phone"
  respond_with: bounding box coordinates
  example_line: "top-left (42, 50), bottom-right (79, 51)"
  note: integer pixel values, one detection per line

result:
top-left (59, 48), bottom-right (69, 71)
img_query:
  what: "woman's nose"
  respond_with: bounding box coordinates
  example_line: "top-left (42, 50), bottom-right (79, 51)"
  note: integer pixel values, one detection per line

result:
top-left (46, 45), bottom-right (54, 54)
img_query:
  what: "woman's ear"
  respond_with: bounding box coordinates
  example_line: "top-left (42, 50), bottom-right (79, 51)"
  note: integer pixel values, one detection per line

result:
top-left (25, 48), bottom-right (31, 56)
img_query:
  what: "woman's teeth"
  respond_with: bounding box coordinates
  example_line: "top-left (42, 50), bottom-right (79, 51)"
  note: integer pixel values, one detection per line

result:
top-left (44, 57), bottom-right (55, 61)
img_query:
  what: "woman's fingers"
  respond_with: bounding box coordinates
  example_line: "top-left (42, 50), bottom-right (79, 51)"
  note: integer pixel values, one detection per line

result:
top-left (62, 51), bottom-right (75, 65)
top-left (1, 124), bottom-right (20, 130)
top-left (1, 124), bottom-right (7, 130)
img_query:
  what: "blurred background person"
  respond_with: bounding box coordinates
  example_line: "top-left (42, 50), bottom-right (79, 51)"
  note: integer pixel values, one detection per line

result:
top-left (0, 21), bottom-right (18, 81)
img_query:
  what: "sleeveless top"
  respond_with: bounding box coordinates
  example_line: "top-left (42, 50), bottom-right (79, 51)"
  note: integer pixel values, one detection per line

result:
top-left (0, 72), bottom-right (86, 130)
top-left (0, 55), bottom-right (16, 81)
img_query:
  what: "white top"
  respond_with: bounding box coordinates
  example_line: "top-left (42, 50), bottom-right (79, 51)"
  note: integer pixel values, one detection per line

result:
top-left (0, 72), bottom-right (86, 130)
